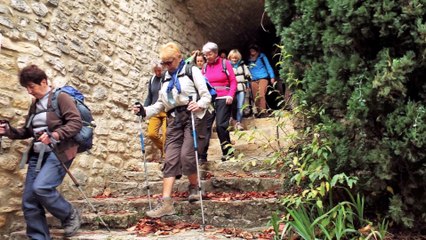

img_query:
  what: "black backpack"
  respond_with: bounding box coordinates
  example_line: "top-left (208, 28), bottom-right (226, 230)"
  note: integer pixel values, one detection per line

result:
top-left (51, 86), bottom-right (95, 153)
top-left (184, 64), bottom-right (217, 102)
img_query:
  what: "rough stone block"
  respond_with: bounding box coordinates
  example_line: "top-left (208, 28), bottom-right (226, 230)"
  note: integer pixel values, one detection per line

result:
top-left (31, 2), bottom-right (49, 17)
top-left (11, 0), bottom-right (32, 13)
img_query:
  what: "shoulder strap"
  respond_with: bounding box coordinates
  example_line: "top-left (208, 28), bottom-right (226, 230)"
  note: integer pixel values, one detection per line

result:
top-left (222, 59), bottom-right (229, 79)
top-left (241, 64), bottom-right (246, 76)
top-left (51, 89), bottom-right (63, 118)
top-left (202, 63), bottom-right (207, 75)
top-left (185, 64), bottom-right (193, 81)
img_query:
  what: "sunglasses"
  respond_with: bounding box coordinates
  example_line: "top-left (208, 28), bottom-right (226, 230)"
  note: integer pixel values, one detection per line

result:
top-left (160, 59), bottom-right (174, 66)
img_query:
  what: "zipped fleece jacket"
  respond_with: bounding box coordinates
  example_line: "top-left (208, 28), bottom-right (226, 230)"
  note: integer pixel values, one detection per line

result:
top-left (203, 57), bottom-right (237, 99)
top-left (145, 64), bottom-right (211, 119)
top-left (247, 53), bottom-right (275, 81)
top-left (6, 90), bottom-right (82, 162)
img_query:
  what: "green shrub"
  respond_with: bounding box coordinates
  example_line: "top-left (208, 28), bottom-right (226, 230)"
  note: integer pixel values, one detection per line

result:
top-left (266, 0), bottom-right (426, 229)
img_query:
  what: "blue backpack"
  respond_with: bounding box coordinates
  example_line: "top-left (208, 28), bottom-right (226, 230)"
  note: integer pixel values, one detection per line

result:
top-left (51, 86), bottom-right (95, 153)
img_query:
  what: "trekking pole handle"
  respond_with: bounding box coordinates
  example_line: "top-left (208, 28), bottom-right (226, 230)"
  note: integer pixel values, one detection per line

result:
top-left (36, 130), bottom-right (59, 145)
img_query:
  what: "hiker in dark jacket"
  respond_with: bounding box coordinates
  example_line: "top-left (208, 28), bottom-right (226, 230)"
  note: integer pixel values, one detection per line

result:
top-left (0, 65), bottom-right (82, 239)
top-left (144, 61), bottom-right (166, 159)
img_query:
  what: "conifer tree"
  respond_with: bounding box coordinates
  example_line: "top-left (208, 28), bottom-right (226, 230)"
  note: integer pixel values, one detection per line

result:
top-left (266, 0), bottom-right (426, 228)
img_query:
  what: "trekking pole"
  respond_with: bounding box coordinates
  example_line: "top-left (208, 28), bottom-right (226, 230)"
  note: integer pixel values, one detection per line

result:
top-left (45, 140), bottom-right (111, 232)
top-left (188, 96), bottom-right (206, 231)
top-left (0, 136), bottom-right (3, 154)
top-left (134, 102), bottom-right (152, 210)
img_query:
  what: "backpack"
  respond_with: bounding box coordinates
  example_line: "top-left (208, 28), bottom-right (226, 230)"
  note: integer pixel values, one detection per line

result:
top-left (184, 64), bottom-right (217, 102)
top-left (51, 86), bottom-right (95, 153)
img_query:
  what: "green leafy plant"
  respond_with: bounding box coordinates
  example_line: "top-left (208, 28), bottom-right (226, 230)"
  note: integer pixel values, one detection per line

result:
top-left (266, 0), bottom-right (426, 230)
top-left (282, 193), bottom-right (388, 240)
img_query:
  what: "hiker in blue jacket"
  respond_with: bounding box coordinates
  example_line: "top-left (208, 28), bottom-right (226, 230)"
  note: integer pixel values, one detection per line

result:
top-left (247, 44), bottom-right (275, 117)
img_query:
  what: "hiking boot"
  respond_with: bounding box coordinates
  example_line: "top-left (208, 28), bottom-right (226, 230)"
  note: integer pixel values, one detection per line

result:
top-left (146, 198), bottom-right (175, 218)
top-left (63, 207), bottom-right (81, 237)
top-left (188, 184), bottom-right (199, 203)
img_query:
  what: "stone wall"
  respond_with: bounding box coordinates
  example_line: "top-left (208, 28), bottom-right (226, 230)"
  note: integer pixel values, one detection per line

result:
top-left (0, 0), bottom-right (207, 234)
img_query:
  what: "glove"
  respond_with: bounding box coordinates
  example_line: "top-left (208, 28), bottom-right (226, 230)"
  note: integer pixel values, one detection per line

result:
top-left (134, 102), bottom-right (146, 118)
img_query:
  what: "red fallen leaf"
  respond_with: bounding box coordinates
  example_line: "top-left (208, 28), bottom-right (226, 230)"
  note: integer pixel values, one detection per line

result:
top-left (203, 191), bottom-right (278, 201)
top-left (204, 172), bottom-right (215, 179)
top-left (138, 225), bottom-right (153, 234)
top-left (239, 231), bottom-right (254, 239)
top-left (133, 217), bottom-right (202, 237)
top-left (132, 218), bottom-right (278, 239)
top-left (161, 225), bottom-right (174, 231)
top-left (221, 171), bottom-right (282, 179)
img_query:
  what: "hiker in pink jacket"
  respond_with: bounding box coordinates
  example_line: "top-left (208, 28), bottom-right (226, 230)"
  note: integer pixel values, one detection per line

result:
top-left (202, 42), bottom-right (237, 161)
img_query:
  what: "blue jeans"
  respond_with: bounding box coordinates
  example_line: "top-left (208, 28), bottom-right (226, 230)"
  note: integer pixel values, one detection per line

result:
top-left (23, 152), bottom-right (73, 240)
top-left (235, 91), bottom-right (245, 122)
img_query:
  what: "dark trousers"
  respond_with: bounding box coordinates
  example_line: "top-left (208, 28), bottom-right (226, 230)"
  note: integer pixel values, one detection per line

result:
top-left (214, 99), bottom-right (232, 156)
top-left (198, 109), bottom-right (215, 160)
top-left (23, 152), bottom-right (73, 240)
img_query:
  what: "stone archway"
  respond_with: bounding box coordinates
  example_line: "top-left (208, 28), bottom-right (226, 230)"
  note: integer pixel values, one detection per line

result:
top-left (180, 0), bottom-right (278, 59)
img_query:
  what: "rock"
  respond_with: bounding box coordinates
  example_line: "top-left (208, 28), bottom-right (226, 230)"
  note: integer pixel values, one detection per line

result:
top-left (10, 0), bottom-right (31, 13)
top-left (31, 2), bottom-right (48, 17)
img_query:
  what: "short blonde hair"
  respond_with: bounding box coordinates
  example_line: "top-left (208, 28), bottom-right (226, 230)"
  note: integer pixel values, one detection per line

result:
top-left (159, 42), bottom-right (182, 61)
top-left (228, 49), bottom-right (242, 61)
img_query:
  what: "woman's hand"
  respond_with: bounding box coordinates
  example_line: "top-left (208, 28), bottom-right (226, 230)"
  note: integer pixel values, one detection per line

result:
top-left (226, 96), bottom-right (233, 105)
top-left (38, 132), bottom-right (58, 145)
top-left (187, 100), bottom-right (201, 112)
